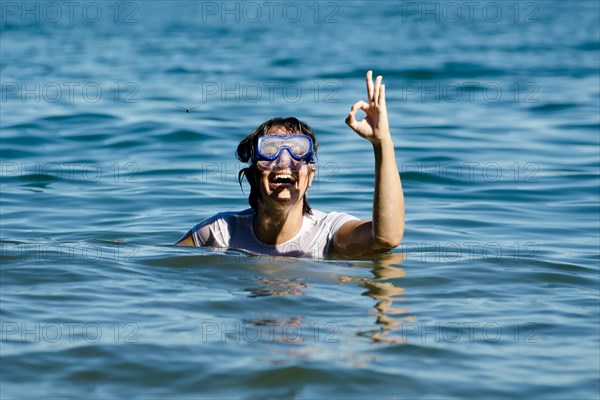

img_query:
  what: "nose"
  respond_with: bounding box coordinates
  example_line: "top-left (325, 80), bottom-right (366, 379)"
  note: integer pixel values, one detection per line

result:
top-left (272, 148), bottom-right (293, 167)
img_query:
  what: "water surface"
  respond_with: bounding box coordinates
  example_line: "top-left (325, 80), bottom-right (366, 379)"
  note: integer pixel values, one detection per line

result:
top-left (1, 1), bottom-right (599, 399)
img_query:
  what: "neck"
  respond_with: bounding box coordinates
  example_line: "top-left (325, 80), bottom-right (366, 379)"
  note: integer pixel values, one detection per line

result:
top-left (253, 202), bottom-right (304, 245)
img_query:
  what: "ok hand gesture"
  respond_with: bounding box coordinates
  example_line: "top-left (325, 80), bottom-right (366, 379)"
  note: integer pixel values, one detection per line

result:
top-left (345, 71), bottom-right (392, 144)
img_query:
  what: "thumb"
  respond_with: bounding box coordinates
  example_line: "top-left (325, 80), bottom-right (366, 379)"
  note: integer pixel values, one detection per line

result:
top-left (346, 100), bottom-right (369, 131)
top-left (345, 111), bottom-right (358, 131)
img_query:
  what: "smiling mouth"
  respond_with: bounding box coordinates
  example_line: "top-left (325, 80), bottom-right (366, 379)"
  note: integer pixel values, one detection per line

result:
top-left (269, 173), bottom-right (296, 186)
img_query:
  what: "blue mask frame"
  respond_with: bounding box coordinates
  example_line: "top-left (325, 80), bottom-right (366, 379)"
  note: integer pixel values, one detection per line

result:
top-left (254, 134), bottom-right (315, 163)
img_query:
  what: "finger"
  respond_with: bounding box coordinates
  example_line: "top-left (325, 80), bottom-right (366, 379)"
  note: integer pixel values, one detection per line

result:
top-left (345, 110), bottom-right (359, 130)
top-left (379, 84), bottom-right (386, 107)
top-left (350, 100), bottom-right (369, 114)
top-left (345, 111), bottom-right (356, 129)
top-left (346, 100), bottom-right (369, 130)
top-left (373, 75), bottom-right (382, 106)
top-left (346, 105), bottom-right (359, 128)
top-left (366, 70), bottom-right (374, 103)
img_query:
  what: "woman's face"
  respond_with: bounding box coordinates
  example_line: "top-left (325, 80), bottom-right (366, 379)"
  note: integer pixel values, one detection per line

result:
top-left (257, 126), bottom-right (315, 208)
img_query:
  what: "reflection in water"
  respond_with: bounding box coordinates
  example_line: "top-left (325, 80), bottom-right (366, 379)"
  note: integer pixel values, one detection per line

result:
top-left (244, 316), bottom-right (306, 344)
top-left (340, 252), bottom-right (413, 344)
top-left (244, 276), bottom-right (308, 297)
top-left (244, 253), bottom-right (415, 344)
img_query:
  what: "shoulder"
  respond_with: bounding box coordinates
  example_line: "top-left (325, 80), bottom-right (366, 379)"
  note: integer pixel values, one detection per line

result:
top-left (196, 208), bottom-right (254, 227)
top-left (307, 209), bottom-right (359, 224)
top-left (305, 209), bottom-right (360, 233)
top-left (192, 208), bottom-right (254, 246)
top-left (299, 209), bottom-right (361, 257)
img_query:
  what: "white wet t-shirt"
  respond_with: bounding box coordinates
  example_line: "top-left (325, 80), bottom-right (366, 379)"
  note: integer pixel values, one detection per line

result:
top-left (191, 208), bottom-right (359, 259)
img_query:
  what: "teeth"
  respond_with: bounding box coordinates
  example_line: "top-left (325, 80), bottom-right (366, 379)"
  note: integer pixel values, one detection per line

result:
top-left (273, 174), bottom-right (295, 182)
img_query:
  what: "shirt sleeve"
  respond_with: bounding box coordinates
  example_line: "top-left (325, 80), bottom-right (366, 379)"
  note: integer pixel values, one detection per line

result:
top-left (191, 214), bottom-right (227, 247)
top-left (325, 211), bottom-right (360, 251)
top-left (331, 211), bottom-right (359, 230)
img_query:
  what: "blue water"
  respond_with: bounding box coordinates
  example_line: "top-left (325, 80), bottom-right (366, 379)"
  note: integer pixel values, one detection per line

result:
top-left (1, 1), bottom-right (599, 399)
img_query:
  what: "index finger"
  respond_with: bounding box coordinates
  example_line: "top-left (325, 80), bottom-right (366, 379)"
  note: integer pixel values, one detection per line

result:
top-left (366, 70), bottom-right (374, 103)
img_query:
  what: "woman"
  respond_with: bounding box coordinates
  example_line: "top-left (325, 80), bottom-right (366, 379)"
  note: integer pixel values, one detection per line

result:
top-left (177, 71), bottom-right (404, 258)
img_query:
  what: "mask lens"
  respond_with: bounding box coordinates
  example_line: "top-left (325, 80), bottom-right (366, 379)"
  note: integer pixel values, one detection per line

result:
top-left (256, 154), bottom-right (305, 172)
top-left (261, 143), bottom-right (279, 157)
top-left (286, 137), bottom-right (310, 158)
top-left (257, 135), bottom-right (312, 160)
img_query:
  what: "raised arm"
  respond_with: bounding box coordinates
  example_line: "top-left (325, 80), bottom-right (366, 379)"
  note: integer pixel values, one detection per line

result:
top-left (333, 71), bottom-right (405, 256)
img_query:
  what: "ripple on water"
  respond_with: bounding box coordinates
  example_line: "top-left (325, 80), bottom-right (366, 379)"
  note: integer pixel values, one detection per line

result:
top-left (37, 113), bottom-right (120, 125)
top-left (2, 3), bottom-right (599, 399)
top-left (156, 129), bottom-right (210, 142)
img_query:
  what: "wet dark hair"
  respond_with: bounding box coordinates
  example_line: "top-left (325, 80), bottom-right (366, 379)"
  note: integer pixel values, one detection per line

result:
top-left (236, 117), bottom-right (318, 215)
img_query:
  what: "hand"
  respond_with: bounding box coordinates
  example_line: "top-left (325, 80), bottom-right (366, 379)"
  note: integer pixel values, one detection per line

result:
top-left (345, 71), bottom-right (391, 144)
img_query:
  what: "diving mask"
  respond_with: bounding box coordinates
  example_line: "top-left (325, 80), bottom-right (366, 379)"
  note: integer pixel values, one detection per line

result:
top-left (254, 134), bottom-right (315, 171)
